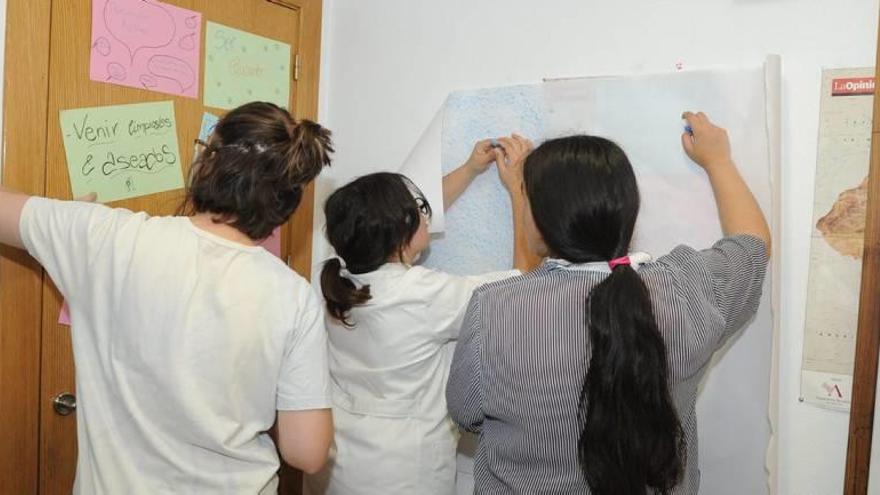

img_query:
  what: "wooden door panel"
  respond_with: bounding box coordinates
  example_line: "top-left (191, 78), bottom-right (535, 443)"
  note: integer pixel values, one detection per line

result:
top-left (38, 1), bottom-right (313, 493)
top-left (0, 1), bottom-right (53, 494)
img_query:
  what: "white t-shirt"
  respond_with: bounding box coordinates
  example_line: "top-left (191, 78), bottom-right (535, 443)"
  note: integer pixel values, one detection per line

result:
top-left (19, 197), bottom-right (331, 495)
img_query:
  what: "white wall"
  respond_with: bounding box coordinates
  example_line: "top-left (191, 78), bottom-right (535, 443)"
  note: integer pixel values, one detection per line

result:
top-left (0, 0), bottom-right (870, 491)
top-left (0, 0), bottom-right (867, 492)
top-left (314, 1), bottom-right (878, 494)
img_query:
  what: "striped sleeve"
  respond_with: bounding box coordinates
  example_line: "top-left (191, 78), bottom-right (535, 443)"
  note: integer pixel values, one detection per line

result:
top-left (660, 234), bottom-right (769, 343)
top-left (446, 292), bottom-right (485, 433)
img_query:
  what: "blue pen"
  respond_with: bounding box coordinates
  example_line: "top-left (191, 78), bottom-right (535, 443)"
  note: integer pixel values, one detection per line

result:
top-left (684, 124), bottom-right (694, 135)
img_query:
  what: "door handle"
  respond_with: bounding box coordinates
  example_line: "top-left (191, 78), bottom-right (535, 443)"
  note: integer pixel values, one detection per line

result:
top-left (52, 393), bottom-right (76, 416)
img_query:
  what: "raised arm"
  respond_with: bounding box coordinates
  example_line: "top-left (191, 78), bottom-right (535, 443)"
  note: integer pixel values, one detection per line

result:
top-left (495, 135), bottom-right (542, 272)
top-left (681, 112), bottom-right (771, 255)
top-left (0, 186), bottom-right (32, 249)
top-left (442, 139), bottom-right (496, 210)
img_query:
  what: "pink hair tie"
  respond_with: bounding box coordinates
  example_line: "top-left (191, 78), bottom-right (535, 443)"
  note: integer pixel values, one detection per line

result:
top-left (608, 256), bottom-right (631, 270)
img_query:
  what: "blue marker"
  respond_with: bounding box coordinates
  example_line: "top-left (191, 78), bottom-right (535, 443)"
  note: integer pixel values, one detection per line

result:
top-left (684, 124), bottom-right (694, 135)
top-left (489, 138), bottom-right (502, 148)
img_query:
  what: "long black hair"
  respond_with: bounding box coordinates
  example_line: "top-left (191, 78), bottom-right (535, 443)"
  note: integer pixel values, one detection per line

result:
top-left (522, 135), bottom-right (685, 495)
top-left (320, 172), bottom-right (432, 326)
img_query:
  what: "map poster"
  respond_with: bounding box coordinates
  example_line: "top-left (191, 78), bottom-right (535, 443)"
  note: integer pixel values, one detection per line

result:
top-left (801, 68), bottom-right (874, 412)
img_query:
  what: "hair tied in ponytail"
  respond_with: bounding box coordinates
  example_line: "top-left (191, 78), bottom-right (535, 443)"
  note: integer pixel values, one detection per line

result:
top-left (335, 258), bottom-right (363, 288)
top-left (523, 135), bottom-right (683, 493)
top-left (608, 256), bottom-right (630, 270)
top-left (609, 252), bottom-right (653, 270)
top-left (320, 256), bottom-right (371, 327)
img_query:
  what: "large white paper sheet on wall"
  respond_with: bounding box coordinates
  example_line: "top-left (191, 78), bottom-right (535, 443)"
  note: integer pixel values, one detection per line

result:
top-left (398, 59), bottom-right (780, 495)
top-left (399, 106), bottom-right (447, 232)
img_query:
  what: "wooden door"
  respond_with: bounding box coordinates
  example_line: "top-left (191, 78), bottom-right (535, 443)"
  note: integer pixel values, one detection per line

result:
top-left (844, 7), bottom-right (880, 494)
top-left (0, 2), bottom-right (53, 493)
top-left (0, 0), bottom-right (323, 493)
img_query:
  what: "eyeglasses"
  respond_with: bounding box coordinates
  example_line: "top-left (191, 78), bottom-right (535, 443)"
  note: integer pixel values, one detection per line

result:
top-left (415, 197), bottom-right (431, 218)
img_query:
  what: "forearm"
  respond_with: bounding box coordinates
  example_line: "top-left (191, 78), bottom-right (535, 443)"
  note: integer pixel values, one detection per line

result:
top-left (706, 160), bottom-right (771, 253)
top-left (0, 186), bottom-right (31, 249)
top-left (510, 192), bottom-right (541, 271)
top-left (442, 162), bottom-right (480, 210)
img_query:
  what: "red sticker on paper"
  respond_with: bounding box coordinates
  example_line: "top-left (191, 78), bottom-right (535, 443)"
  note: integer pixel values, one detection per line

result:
top-left (831, 77), bottom-right (875, 96)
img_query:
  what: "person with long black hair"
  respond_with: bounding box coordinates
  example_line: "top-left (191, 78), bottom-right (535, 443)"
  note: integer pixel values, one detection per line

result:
top-left (447, 111), bottom-right (770, 494)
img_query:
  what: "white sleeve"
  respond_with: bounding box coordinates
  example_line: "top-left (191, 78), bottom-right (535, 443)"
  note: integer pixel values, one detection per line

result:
top-left (276, 288), bottom-right (332, 411)
top-left (18, 196), bottom-right (134, 300)
top-left (425, 268), bottom-right (521, 342)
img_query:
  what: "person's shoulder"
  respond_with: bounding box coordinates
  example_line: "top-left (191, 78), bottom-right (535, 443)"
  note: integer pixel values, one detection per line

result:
top-left (26, 196), bottom-right (144, 222)
top-left (639, 244), bottom-right (705, 292)
top-left (261, 256), bottom-right (312, 292)
top-left (403, 264), bottom-right (458, 286)
top-left (471, 266), bottom-right (542, 299)
top-left (649, 234), bottom-right (768, 274)
top-left (650, 243), bottom-right (699, 269)
top-left (257, 260), bottom-right (322, 318)
top-left (397, 266), bottom-right (461, 298)
top-left (81, 203), bottom-right (149, 237)
top-left (134, 214), bottom-right (191, 242)
top-left (406, 265), bottom-right (522, 293)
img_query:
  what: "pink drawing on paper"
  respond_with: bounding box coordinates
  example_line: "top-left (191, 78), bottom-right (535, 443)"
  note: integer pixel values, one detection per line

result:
top-left (90, 0), bottom-right (202, 99)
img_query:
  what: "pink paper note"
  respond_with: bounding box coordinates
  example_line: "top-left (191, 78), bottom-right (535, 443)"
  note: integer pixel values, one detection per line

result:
top-left (90, 0), bottom-right (202, 98)
top-left (59, 302), bottom-right (71, 326)
top-left (260, 227), bottom-right (282, 258)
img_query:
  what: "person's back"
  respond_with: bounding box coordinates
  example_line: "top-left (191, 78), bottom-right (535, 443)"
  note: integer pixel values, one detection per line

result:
top-left (321, 264), bottom-right (513, 494)
top-left (306, 149), bottom-right (534, 495)
top-left (451, 234), bottom-right (766, 493)
top-left (447, 112), bottom-right (771, 495)
top-left (24, 206), bottom-right (323, 493)
top-left (327, 264), bottom-right (490, 408)
top-left (2, 101), bottom-right (336, 494)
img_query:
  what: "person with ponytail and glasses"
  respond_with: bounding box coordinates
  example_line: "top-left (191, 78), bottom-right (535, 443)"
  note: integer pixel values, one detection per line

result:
top-left (0, 102), bottom-right (335, 494)
top-left (304, 137), bottom-right (539, 495)
top-left (447, 111), bottom-right (770, 494)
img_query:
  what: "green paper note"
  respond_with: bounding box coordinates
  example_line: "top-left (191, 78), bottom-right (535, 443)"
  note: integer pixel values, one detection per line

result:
top-left (204, 22), bottom-right (291, 110)
top-left (59, 101), bottom-right (184, 203)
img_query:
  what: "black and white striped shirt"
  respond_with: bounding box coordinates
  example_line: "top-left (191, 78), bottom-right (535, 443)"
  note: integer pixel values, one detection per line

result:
top-left (446, 235), bottom-right (768, 494)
